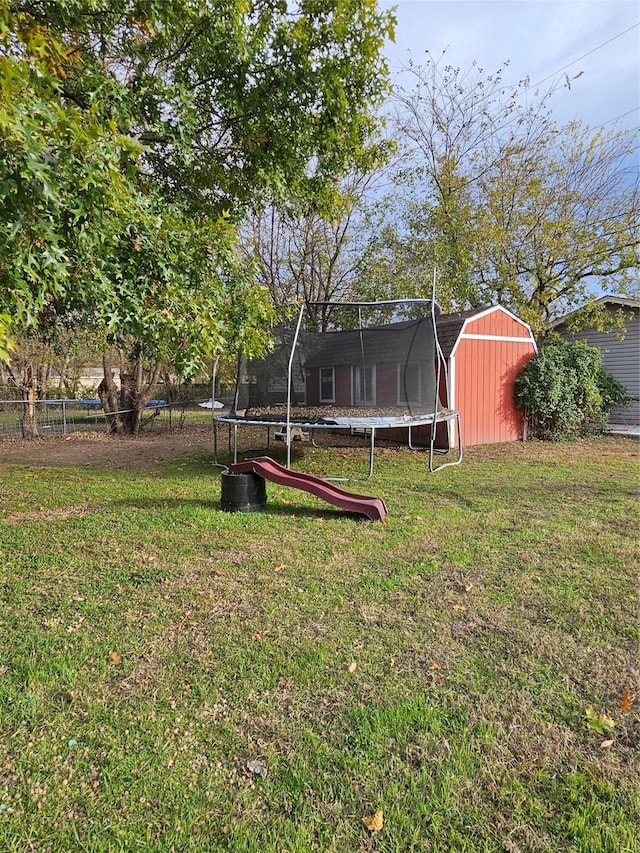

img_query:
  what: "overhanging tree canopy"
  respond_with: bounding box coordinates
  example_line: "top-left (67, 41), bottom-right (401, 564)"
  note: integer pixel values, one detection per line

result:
top-left (0, 0), bottom-right (394, 432)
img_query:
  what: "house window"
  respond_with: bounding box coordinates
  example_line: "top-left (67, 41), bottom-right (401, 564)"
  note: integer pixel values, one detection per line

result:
top-left (355, 366), bottom-right (375, 405)
top-left (320, 367), bottom-right (335, 402)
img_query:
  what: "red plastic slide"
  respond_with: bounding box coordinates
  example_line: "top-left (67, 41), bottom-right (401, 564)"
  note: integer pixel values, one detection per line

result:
top-left (227, 457), bottom-right (387, 521)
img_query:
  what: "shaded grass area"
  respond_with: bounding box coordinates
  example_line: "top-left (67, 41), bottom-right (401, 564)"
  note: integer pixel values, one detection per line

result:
top-left (0, 437), bottom-right (638, 852)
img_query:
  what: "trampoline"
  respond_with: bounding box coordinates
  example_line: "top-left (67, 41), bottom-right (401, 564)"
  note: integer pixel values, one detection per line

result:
top-left (213, 299), bottom-right (462, 478)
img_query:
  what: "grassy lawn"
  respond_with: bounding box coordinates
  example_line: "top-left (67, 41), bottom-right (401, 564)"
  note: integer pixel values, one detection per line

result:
top-left (0, 436), bottom-right (638, 852)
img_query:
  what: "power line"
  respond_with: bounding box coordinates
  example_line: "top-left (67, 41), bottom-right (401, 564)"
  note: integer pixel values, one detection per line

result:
top-left (532, 22), bottom-right (639, 88)
top-left (592, 107), bottom-right (640, 131)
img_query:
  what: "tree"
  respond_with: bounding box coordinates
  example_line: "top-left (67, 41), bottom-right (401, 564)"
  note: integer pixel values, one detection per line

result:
top-left (0, 0), bottom-right (394, 433)
top-left (354, 191), bottom-right (479, 311)
top-left (366, 54), bottom-right (639, 331)
top-left (473, 124), bottom-right (639, 331)
top-left (240, 168), bottom-right (390, 329)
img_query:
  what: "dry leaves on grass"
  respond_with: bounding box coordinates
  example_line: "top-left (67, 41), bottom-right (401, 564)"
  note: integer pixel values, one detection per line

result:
top-left (246, 758), bottom-right (268, 779)
top-left (620, 687), bottom-right (633, 712)
top-left (362, 809), bottom-right (384, 832)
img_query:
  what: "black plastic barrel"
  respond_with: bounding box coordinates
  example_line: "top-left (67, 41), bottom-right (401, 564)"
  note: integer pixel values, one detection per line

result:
top-left (220, 471), bottom-right (267, 513)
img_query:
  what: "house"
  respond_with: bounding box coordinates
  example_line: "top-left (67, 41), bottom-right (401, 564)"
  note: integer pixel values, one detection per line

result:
top-left (552, 295), bottom-right (640, 425)
top-left (303, 315), bottom-right (437, 411)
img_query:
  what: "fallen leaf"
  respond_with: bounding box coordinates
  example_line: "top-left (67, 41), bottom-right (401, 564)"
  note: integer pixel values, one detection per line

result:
top-left (452, 604), bottom-right (467, 612)
top-left (108, 651), bottom-right (123, 665)
top-left (273, 564), bottom-right (286, 573)
top-left (429, 660), bottom-right (442, 670)
top-left (585, 706), bottom-right (616, 734)
top-left (620, 688), bottom-right (633, 712)
top-left (348, 661), bottom-right (357, 673)
top-left (599, 739), bottom-right (614, 749)
top-left (252, 631), bottom-right (264, 640)
top-left (246, 758), bottom-right (267, 779)
top-left (362, 809), bottom-right (384, 832)
top-left (432, 673), bottom-right (446, 686)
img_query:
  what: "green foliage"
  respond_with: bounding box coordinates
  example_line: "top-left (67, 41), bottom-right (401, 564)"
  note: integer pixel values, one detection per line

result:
top-left (595, 365), bottom-right (632, 416)
top-left (0, 0), bottom-right (394, 378)
top-left (584, 706), bottom-right (616, 736)
top-left (514, 338), bottom-right (630, 440)
top-left (0, 314), bottom-right (15, 362)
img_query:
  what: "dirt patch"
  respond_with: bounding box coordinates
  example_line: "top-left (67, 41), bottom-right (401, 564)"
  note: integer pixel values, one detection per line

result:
top-left (0, 427), bottom-right (636, 471)
top-left (0, 426), bottom-right (215, 470)
top-left (3, 503), bottom-right (98, 524)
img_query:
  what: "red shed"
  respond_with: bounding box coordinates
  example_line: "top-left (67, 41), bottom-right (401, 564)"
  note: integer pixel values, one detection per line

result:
top-left (436, 305), bottom-right (537, 446)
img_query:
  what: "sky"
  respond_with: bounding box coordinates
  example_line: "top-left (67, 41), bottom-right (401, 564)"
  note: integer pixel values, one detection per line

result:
top-left (379, 0), bottom-right (640, 134)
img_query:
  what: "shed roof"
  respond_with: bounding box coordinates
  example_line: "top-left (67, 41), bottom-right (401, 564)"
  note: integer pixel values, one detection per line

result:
top-left (303, 304), bottom-right (536, 366)
top-left (436, 308), bottom-right (486, 358)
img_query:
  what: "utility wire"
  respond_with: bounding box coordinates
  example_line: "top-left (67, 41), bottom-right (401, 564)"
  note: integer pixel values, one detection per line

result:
top-left (532, 22), bottom-right (639, 88)
top-left (592, 107), bottom-right (640, 131)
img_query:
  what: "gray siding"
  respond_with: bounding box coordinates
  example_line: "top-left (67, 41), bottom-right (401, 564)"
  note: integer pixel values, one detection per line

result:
top-left (560, 305), bottom-right (639, 424)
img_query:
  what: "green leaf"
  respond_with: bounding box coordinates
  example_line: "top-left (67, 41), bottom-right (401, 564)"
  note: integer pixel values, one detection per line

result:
top-left (585, 706), bottom-right (616, 735)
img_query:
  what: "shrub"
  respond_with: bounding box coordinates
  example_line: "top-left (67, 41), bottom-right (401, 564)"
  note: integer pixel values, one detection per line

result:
top-left (514, 338), bottom-right (630, 440)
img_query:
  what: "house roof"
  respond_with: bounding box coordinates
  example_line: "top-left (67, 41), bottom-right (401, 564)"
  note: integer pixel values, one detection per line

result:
top-left (303, 317), bottom-right (437, 368)
top-left (551, 295), bottom-right (640, 328)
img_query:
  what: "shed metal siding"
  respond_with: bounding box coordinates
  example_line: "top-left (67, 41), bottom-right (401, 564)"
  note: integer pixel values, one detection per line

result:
top-left (306, 368), bottom-right (319, 405)
top-left (463, 307), bottom-right (531, 338)
top-left (377, 363), bottom-right (398, 406)
top-left (454, 338), bottom-right (534, 445)
top-left (447, 309), bottom-right (536, 445)
top-left (335, 366), bottom-right (352, 406)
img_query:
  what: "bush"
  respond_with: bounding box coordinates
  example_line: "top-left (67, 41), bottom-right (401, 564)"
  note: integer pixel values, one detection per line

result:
top-left (514, 338), bottom-right (630, 440)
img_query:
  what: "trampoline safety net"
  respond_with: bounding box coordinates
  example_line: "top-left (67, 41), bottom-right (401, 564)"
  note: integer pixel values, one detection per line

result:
top-left (230, 300), bottom-right (444, 425)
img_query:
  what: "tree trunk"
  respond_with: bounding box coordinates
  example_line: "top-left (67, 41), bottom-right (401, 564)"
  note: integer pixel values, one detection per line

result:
top-left (99, 355), bottom-right (162, 436)
top-left (120, 371), bottom-right (143, 435)
top-left (97, 354), bottom-right (123, 434)
top-left (21, 367), bottom-right (39, 439)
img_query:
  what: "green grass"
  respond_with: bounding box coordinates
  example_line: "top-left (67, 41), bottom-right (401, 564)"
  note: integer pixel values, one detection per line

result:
top-left (0, 436), bottom-right (638, 852)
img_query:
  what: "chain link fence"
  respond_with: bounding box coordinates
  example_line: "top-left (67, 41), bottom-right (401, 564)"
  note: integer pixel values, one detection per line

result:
top-left (0, 398), bottom-right (222, 440)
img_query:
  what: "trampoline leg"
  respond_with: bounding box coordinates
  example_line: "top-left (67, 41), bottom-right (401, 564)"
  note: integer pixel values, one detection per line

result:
top-left (367, 428), bottom-right (376, 479)
top-left (429, 412), bottom-right (463, 472)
